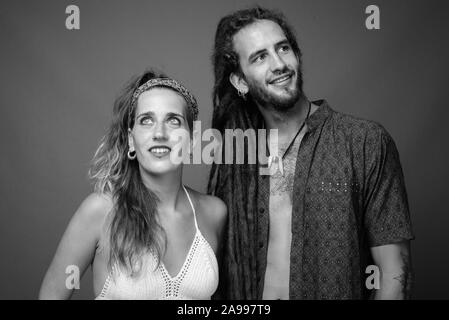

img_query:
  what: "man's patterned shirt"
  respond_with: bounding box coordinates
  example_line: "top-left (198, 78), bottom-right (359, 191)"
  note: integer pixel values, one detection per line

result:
top-left (256, 100), bottom-right (414, 299)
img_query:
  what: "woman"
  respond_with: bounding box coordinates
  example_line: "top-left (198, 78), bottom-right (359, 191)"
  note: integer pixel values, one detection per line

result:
top-left (39, 70), bottom-right (227, 299)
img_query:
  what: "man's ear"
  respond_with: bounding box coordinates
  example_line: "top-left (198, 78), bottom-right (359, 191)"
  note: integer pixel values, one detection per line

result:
top-left (229, 72), bottom-right (249, 94)
top-left (128, 128), bottom-right (135, 151)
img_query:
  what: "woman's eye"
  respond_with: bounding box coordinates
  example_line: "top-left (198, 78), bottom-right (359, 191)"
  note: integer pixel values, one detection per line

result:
top-left (140, 117), bottom-right (153, 125)
top-left (168, 117), bottom-right (181, 126)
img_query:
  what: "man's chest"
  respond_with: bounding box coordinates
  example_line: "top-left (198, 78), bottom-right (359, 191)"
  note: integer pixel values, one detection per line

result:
top-left (268, 135), bottom-right (301, 216)
top-left (263, 128), bottom-right (364, 231)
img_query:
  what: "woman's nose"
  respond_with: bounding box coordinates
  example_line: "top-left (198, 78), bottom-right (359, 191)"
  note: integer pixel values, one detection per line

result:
top-left (153, 122), bottom-right (168, 141)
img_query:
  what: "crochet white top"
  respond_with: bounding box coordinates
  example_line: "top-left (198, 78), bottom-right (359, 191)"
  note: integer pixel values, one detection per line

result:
top-left (95, 186), bottom-right (219, 300)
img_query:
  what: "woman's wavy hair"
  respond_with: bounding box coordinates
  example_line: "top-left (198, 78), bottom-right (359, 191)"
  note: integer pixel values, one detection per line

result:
top-left (89, 69), bottom-right (194, 276)
top-left (208, 6), bottom-right (302, 299)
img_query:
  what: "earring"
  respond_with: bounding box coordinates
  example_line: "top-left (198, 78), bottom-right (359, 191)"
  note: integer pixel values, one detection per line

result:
top-left (127, 149), bottom-right (136, 160)
top-left (237, 89), bottom-right (247, 100)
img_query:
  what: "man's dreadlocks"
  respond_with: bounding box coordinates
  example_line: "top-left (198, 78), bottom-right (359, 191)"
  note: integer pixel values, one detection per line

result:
top-left (208, 6), bottom-right (302, 299)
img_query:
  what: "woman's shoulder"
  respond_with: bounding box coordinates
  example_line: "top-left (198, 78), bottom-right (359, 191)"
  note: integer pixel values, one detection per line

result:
top-left (73, 192), bottom-right (114, 228)
top-left (79, 192), bottom-right (113, 213)
top-left (185, 187), bottom-right (227, 228)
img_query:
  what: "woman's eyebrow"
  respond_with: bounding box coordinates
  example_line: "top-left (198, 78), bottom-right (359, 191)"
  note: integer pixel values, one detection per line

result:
top-left (136, 111), bottom-right (155, 119)
top-left (166, 112), bottom-right (185, 119)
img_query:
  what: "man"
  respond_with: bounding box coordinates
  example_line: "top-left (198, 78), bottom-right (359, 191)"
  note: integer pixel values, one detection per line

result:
top-left (208, 6), bottom-right (414, 299)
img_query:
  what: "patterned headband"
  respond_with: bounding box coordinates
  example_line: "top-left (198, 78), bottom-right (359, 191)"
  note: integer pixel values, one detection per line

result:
top-left (130, 77), bottom-right (199, 121)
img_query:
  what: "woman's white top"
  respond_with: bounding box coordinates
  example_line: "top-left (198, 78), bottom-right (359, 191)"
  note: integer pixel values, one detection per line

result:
top-left (95, 186), bottom-right (219, 300)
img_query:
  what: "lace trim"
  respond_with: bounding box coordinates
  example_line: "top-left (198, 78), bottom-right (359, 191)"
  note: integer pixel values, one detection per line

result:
top-left (160, 235), bottom-right (201, 298)
top-left (97, 273), bottom-right (112, 299)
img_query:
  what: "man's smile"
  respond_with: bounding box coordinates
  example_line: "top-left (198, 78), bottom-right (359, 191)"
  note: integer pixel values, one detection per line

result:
top-left (268, 71), bottom-right (294, 86)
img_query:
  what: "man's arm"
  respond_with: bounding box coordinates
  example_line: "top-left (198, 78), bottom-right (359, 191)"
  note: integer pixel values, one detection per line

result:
top-left (370, 240), bottom-right (413, 299)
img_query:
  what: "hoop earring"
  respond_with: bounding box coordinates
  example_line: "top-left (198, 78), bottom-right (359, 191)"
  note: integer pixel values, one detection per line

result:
top-left (127, 150), bottom-right (136, 160)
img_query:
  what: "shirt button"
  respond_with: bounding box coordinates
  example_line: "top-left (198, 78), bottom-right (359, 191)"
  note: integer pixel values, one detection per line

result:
top-left (259, 208), bottom-right (265, 214)
top-left (259, 241), bottom-right (264, 249)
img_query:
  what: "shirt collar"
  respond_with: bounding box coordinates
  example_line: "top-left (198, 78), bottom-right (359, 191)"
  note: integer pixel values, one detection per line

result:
top-left (305, 99), bottom-right (333, 132)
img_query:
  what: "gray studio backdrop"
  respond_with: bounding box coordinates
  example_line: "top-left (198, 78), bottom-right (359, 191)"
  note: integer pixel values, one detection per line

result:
top-left (0, 0), bottom-right (448, 299)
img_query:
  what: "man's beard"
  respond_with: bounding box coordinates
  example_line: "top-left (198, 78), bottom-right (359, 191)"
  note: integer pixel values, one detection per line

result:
top-left (247, 66), bottom-right (303, 112)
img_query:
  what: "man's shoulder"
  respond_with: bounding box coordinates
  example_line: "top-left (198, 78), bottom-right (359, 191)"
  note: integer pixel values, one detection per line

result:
top-left (322, 107), bottom-right (401, 164)
top-left (332, 109), bottom-right (383, 132)
top-left (327, 108), bottom-right (392, 143)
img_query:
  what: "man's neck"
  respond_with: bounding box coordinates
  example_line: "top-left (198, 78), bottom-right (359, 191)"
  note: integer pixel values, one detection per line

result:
top-left (258, 96), bottom-right (310, 139)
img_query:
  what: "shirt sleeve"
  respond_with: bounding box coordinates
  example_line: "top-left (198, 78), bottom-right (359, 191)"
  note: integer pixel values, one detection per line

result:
top-left (363, 124), bottom-right (415, 247)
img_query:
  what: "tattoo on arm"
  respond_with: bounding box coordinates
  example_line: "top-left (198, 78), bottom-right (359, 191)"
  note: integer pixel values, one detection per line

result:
top-left (393, 251), bottom-right (413, 299)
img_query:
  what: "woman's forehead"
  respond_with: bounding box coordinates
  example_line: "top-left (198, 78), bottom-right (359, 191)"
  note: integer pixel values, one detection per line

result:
top-left (136, 87), bottom-right (187, 116)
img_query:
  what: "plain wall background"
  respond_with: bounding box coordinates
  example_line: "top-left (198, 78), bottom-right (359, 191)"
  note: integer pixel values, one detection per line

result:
top-left (0, 0), bottom-right (448, 299)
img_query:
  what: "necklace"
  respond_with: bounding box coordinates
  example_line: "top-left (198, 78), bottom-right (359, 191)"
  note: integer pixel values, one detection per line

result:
top-left (266, 101), bottom-right (311, 175)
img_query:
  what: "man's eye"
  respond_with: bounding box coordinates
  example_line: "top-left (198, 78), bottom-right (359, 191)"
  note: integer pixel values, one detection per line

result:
top-left (279, 45), bottom-right (291, 53)
top-left (254, 53), bottom-right (267, 63)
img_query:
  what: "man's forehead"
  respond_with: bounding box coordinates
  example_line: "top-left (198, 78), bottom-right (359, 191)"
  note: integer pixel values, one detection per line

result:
top-left (232, 19), bottom-right (288, 56)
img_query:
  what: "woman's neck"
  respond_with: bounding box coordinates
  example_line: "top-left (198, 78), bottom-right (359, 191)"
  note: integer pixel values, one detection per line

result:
top-left (139, 167), bottom-right (184, 212)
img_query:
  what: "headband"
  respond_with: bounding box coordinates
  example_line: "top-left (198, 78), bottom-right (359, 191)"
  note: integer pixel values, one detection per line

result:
top-left (130, 77), bottom-right (199, 121)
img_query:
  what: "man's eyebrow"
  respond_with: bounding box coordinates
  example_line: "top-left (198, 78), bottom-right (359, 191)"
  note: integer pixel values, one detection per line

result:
top-left (248, 48), bottom-right (267, 62)
top-left (247, 39), bottom-right (291, 62)
top-left (275, 39), bottom-right (291, 49)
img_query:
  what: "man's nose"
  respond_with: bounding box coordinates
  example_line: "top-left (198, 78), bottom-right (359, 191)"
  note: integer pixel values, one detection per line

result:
top-left (270, 53), bottom-right (287, 73)
top-left (153, 122), bottom-right (168, 141)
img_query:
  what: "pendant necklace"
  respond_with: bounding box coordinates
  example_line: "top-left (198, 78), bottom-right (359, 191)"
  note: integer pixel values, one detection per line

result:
top-left (267, 101), bottom-right (311, 175)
